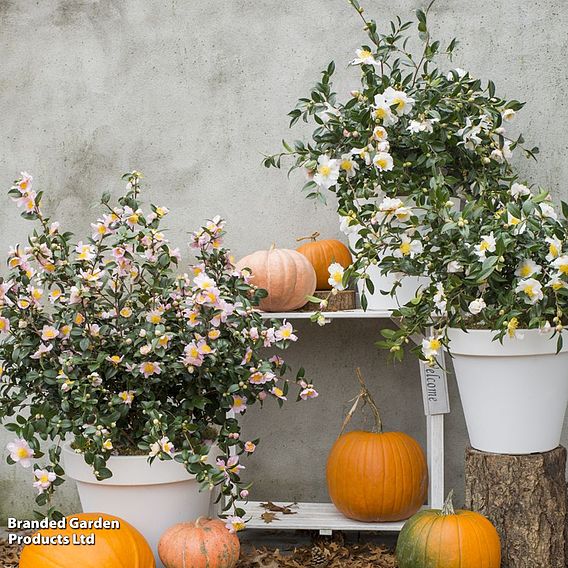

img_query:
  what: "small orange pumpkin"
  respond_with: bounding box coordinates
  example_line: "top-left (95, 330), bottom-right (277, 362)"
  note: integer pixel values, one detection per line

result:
top-left (326, 369), bottom-right (428, 522)
top-left (396, 491), bottom-right (501, 568)
top-left (19, 512), bottom-right (154, 568)
top-left (236, 246), bottom-right (316, 311)
top-left (158, 517), bottom-right (240, 568)
top-left (296, 232), bottom-right (352, 290)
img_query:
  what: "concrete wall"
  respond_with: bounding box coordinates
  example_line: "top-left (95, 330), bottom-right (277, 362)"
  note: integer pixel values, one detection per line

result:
top-left (1, 0), bottom-right (567, 520)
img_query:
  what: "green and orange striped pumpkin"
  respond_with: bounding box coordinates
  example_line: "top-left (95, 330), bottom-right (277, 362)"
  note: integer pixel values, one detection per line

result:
top-left (396, 492), bottom-right (501, 568)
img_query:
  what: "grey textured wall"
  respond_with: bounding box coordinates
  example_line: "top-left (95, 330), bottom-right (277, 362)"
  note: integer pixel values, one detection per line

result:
top-left (1, 0), bottom-right (567, 520)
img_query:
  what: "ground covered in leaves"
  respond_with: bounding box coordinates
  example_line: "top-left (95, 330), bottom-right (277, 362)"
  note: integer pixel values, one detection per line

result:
top-left (1, 535), bottom-right (397, 567)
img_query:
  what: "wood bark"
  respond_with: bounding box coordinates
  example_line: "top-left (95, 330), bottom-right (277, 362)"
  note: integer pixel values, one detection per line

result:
top-left (297, 290), bottom-right (356, 312)
top-left (465, 445), bottom-right (567, 568)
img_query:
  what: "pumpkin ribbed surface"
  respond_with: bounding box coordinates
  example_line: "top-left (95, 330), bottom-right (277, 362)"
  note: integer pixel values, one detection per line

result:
top-left (158, 518), bottom-right (240, 568)
top-left (19, 512), bottom-right (154, 568)
top-left (236, 248), bottom-right (316, 311)
top-left (296, 238), bottom-right (352, 290)
top-left (326, 430), bottom-right (428, 522)
top-left (396, 508), bottom-right (501, 568)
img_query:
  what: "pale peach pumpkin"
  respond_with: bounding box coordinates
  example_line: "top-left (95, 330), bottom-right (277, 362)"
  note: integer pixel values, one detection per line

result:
top-left (236, 247), bottom-right (316, 311)
top-left (158, 517), bottom-right (240, 568)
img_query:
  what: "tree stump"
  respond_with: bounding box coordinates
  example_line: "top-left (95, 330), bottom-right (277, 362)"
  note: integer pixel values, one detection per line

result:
top-left (464, 446), bottom-right (567, 568)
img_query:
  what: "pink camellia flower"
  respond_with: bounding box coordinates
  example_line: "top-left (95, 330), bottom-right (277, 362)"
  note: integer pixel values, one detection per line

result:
top-left (241, 347), bottom-right (253, 365)
top-left (269, 355), bottom-right (284, 367)
top-left (118, 390), bottom-right (135, 405)
top-left (17, 172), bottom-right (33, 193)
top-left (75, 242), bottom-right (96, 262)
top-left (7, 438), bottom-right (34, 468)
top-left (240, 489), bottom-right (249, 499)
top-left (41, 325), bottom-right (58, 341)
top-left (217, 455), bottom-right (245, 476)
top-left (33, 469), bottom-right (56, 494)
top-left (139, 361), bottom-right (162, 378)
top-left (300, 386), bottom-right (319, 400)
top-left (275, 321), bottom-right (298, 342)
top-left (270, 386), bottom-right (287, 401)
top-left (0, 317), bottom-right (11, 334)
top-left (193, 273), bottom-right (216, 291)
top-left (249, 327), bottom-right (259, 340)
top-left (262, 328), bottom-right (276, 347)
top-left (231, 395), bottom-right (247, 414)
top-left (225, 516), bottom-right (246, 533)
top-left (244, 441), bottom-right (256, 454)
top-left (14, 191), bottom-right (37, 212)
top-left (0, 280), bottom-right (14, 305)
top-left (182, 341), bottom-right (204, 368)
top-left (30, 343), bottom-right (53, 359)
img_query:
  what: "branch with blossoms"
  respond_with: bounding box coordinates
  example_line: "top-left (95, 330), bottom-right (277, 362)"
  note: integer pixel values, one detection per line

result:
top-left (0, 172), bottom-right (318, 526)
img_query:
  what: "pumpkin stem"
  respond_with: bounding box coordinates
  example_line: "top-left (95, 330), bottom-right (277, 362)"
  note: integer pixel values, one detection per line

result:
top-left (441, 490), bottom-right (455, 516)
top-left (195, 516), bottom-right (209, 527)
top-left (296, 231), bottom-right (320, 243)
top-left (340, 368), bottom-right (383, 435)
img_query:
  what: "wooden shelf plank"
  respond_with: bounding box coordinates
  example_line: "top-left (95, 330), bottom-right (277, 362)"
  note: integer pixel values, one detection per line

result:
top-left (259, 309), bottom-right (393, 320)
top-left (238, 501), bottom-right (421, 532)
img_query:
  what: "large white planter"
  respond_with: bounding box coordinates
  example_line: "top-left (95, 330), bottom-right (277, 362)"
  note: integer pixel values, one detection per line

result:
top-left (63, 444), bottom-right (214, 567)
top-left (447, 328), bottom-right (568, 454)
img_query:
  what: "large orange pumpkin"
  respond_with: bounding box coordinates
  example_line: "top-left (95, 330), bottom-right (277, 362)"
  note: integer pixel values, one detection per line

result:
top-left (327, 430), bottom-right (428, 522)
top-left (19, 512), bottom-right (154, 568)
top-left (296, 232), bottom-right (352, 290)
top-left (158, 517), bottom-right (240, 568)
top-left (396, 492), bottom-right (501, 568)
top-left (236, 247), bottom-right (316, 311)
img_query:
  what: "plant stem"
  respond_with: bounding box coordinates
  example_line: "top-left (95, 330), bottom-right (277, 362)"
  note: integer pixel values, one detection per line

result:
top-left (441, 489), bottom-right (455, 516)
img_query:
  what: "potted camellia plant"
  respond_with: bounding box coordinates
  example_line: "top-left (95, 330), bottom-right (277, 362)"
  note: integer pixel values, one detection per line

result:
top-left (0, 171), bottom-right (318, 561)
top-left (264, 0), bottom-right (534, 314)
top-left (265, 0), bottom-right (568, 455)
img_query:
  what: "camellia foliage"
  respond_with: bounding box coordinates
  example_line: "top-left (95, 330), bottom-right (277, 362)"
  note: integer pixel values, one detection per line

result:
top-left (0, 171), bottom-right (317, 528)
top-left (266, 0), bottom-right (568, 362)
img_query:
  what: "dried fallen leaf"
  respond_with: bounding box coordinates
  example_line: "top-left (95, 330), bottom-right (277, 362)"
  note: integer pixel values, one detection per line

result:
top-left (260, 502), bottom-right (298, 515)
top-left (260, 511), bottom-right (280, 524)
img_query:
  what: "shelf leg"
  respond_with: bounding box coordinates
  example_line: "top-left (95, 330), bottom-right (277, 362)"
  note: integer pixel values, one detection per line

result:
top-left (426, 413), bottom-right (445, 509)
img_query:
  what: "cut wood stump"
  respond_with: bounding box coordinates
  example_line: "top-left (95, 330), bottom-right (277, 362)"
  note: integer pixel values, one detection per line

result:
top-left (464, 445), bottom-right (567, 568)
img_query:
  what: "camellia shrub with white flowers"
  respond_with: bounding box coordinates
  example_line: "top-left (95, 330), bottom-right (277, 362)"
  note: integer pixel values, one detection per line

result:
top-left (0, 171), bottom-right (317, 528)
top-left (265, 0), bottom-right (568, 361)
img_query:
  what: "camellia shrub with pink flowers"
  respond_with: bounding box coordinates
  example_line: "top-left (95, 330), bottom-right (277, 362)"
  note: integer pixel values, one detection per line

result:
top-left (0, 171), bottom-right (317, 527)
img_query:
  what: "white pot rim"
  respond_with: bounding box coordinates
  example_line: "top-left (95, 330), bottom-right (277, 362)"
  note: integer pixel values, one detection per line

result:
top-left (447, 327), bottom-right (567, 357)
top-left (62, 442), bottom-right (212, 486)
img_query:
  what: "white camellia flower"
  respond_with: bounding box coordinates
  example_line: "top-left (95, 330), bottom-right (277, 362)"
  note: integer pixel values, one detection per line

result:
top-left (509, 182), bottom-right (531, 198)
top-left (339, 154), bottom-right (359, 179)
top-left (372, 94), bottom-right (398, 126)
top-left (313, 155), bottom-right (340, 190)
top-left (328, 263), bottom-right (346, 291)
top-left (515, 278), bottom-right (544, 304)
top-left (457, 115), bottom-right (490, 150)
top-left (545, 236), bottom-right (562, 261)
top-left (540, 202), bottom-right (558, 221)
top-left (339, 215), bottom-right (358, 236)
top-left (33, 469), bottom-right (56, 494)
top-left (319, 102), bottom-right (341, 123)
top-left (433, 283), bottom-right (447, 314)
top-left (383, 86), bottom-right (415, 116)
top-left (376, 197), bottom-right (404, 220)
top-left (468, 297), bottom-right (486, 315)
top-left (407, 118), bottom-right (439, 134)
top-left (507, 212), bottom-right (525, 235)
top-left (422, 335), bottom-right (443, 360)
top-left (351, 146), bottom-right (373, 165)
top-left (502, 109), bottom-right (516, 122)
top-left (394, 235), bottom-right (423, 258)
top-left (373, 152), bottom-right (394, 172)
top-left (372, 126), bottom-right (388, 142)
top-left (447, 260), bottom-right (463, 273)
top-left (352, 48), bottom-right (377, 66)
top-left (515, 259), bottom-right (542, 279)
top-left (547, 275), bottom-right (567, 291)
top-left (474, 232), bottom-right (496, 259)
top-left (552, 255), bottom-right (568, 275)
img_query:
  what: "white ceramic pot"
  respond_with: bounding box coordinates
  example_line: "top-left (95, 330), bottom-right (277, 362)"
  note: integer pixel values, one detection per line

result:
top-left (346, 230), bottom-right (428, 311)
top-left (447, 328), bottom-right (568, 454)
top-left (63, 444), bottom-right (214, 567)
